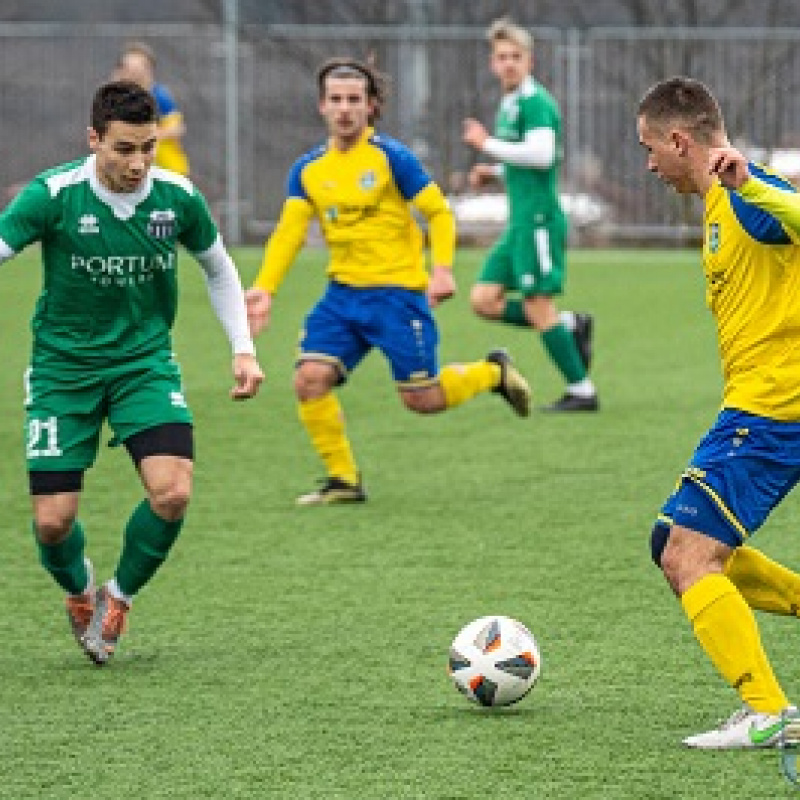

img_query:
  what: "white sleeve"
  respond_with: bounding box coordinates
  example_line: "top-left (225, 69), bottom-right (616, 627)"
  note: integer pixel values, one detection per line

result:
top-left (193, 235), bottom-right (256, 356)
top-left (0, 237), bottom-right (16, 263)
top-left (481, 128), bottom-right (556, 168)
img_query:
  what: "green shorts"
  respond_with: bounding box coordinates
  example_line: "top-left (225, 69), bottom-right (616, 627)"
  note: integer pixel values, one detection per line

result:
top-left (24, 351), bottom-right (193, 472)
top-left (477, 218), bottom-right (567, 297)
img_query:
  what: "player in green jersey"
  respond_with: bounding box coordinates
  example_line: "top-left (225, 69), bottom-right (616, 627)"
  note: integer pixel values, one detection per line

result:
top-left (463, 18), bottom-right (599, 412)
top-left (0, 81), bottom-right (264, 664)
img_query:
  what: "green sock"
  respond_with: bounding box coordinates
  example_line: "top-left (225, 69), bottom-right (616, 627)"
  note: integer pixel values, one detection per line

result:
top-left (501, 298), bottom-right (530, 327)
top-left (36, 520), bottom-right (89, 595)
top-left (541, 323), bottom-right (587, 384)
top-left (114, 500), bottom-right (185, 597)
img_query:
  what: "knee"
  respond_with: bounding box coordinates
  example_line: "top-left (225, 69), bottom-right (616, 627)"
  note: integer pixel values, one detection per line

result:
top-left (294, 361), bottom-right (337, 400)
top-left (148, 472), bottom-right (192, 521)
top-left (401, 386), bottom-right (446, 415)
top-left (34, 509), bottom-right (77, 545)
top-left (470, 285), bottom-right (501, 320)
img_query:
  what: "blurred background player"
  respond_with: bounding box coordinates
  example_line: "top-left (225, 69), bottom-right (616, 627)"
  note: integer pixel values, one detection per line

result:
top-left (246, 57), bottom-right (531, 505)
top-left (463, 18), bottom-right (598, 412)
top-left (0, 81), bottom-right (263, 664)
top-left (639, 77), bottom-right (800, 764)
top-left (114, 40), bottom-right (190, 176)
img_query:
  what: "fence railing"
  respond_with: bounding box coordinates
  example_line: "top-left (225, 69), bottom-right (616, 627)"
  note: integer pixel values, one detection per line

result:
top-left (1, 23), bottom-right (798, 245)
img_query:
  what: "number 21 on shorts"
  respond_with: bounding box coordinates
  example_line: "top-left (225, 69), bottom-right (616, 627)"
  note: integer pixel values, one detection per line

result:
top-left (27, 416), bottom-right (62, 458)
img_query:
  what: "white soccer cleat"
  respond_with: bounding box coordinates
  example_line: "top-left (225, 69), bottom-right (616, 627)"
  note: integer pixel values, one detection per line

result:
top-left (683, 705), bottom-right (798, 749)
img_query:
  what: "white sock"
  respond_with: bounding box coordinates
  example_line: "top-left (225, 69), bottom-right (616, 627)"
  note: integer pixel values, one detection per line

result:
top-left (559, 310), bottom-right (576, 331)
top-left (106, 578), bottom-right (133, 607)
top-left (567, 378), bottom-right (596, 398)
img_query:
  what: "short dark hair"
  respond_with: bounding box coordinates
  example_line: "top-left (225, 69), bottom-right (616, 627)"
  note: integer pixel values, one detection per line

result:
top-left (91, 80), bottom-right (157, 137)
top-left (316, 57), bottom-right (388, 123)
top-left (637, 77), bottom-right (724, 144)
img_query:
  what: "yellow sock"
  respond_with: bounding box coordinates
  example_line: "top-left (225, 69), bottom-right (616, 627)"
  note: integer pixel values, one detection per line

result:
top-left (681, 574), bottom-right (788, 713)
top-left (298, 394), bottom-right (358, 485)
top-left (725, 545), bottom-right (800, 616)
top-left (438, 362), bottom-right (500, 408)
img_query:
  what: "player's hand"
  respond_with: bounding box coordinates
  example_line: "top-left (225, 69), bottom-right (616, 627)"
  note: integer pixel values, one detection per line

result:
top-left (468, 164), bottom-right (498, 189)
top-left (427, 265), bottom-right (456, 308)
top-left (463, 118), bottom-right (489, 150)
top-left (231, 353), bottom-right (264, 400)
top-left (245, 288), bottom-right (272, 336)
top-left (709, 146), bottom-right (750, 190)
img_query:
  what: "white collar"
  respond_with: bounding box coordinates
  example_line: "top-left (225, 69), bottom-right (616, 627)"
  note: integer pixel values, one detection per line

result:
top-left (88, 154), bottom-right (153, 220)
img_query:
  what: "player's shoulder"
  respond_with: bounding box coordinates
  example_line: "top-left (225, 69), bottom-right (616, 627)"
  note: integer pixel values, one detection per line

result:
top-left (290, 142), bottom-right (328, 174)
top-left (34, 157), bottom-right (92, 199)
top-left (150, 167), bottom-right (197, 198)
top-left (748, 162), bottom-right (796, 192)
top-left (151, 82), bottom-right (178, 114)
top-left (369, 131), bottom-right (417, 161)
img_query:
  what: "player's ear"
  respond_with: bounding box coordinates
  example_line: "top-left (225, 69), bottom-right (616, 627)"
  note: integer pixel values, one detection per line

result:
top-left (671, 130), bottom-right (689, 157)
top-left (87, 127), bottom-right (100, 152)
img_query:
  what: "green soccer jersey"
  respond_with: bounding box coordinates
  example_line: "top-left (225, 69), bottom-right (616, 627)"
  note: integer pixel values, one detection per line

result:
top-left (494, 76), bottom-right (564, 227)
top-left (0, 156), bottom-right (218, 367)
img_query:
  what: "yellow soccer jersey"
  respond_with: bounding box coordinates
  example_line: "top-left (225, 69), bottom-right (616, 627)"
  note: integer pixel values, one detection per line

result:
top-left (253, 127), bottom-right (454, 293)
top-left (703, 164), bottom-right (800, 420)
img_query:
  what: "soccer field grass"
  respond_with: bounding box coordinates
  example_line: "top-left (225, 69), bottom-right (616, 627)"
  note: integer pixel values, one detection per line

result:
top-left (1, 247), bottom-right (799, 798)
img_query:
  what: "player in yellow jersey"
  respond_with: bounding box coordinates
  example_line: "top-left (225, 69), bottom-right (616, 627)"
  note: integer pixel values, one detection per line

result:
top-left (115, 42), bottom-right (190, 176)
top-left (638, 77), bottom-right (800, 776)
top-left (246, 57), bottom-right (531, 505)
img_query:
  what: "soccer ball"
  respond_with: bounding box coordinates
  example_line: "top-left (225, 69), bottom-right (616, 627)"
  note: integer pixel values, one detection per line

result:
top-left (448, 615), bottom-right (541, 707)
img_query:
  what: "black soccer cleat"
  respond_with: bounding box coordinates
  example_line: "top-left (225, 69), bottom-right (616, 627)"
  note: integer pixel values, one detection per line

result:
top-left (572, 313), bottom-right (594, 371)
top-left (540, 392), bottom-right (599, 413)
top-left (486, 349), bottom-right (531, 417)
top-left (296, 475), bottom-right (367, 506)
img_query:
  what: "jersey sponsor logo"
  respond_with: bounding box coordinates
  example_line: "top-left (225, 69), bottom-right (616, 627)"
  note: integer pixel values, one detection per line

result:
top-left (78, 214), bottom-right (100, 234)
top-left (708, 222), bottom-right (721, 253)
top-left (147, 209), bottom-right (177, 239)
top-left (359, 170), bottom-right (377, 189)
top-left (70, 252), bottom-right (176, 287)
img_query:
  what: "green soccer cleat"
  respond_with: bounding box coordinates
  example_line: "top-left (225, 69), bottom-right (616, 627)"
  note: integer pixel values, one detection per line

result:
top-left (296, 475), bottom-right (367, 506)
top-left (486, 349), bottom-right (531, 417)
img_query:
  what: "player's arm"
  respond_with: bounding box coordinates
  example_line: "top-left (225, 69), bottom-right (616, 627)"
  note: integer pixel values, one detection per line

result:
top-left (246, 197), bottom-right (313, 335)
top-left (193, 236), bottom-right (264, 400)
top-left (0, 178), bottom-right (53, 261)
top-left (463, 117), bottom-right (555, 169)
top-left (180, 188), bottom-right (264, 399)
top-left (411, 182), bottom-right (456, 306)
top-left (712, 146), bottom-right (800, 241)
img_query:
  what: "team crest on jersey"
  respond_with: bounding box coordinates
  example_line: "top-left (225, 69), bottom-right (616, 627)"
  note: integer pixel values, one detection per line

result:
top-left (147, 209), bottom-right (176, 239)
top-left (708, 222), bottom-right (721, 253)
top-left (78, 214), bottom-right (99, 234)
top-left (359, 170), bottom-right (377, 190)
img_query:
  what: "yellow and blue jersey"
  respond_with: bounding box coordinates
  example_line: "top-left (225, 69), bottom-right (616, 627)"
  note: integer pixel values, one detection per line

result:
top-left (704, 164), bottom-right (800, 420)
top-left (151, 83), bottom-right (189, 176)
top-left (253, 126), bottom-right (455, 293)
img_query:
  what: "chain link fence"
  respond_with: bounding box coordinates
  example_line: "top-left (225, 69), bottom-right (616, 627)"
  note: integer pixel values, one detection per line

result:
top-left (1, 22), bottom-right (799, 245)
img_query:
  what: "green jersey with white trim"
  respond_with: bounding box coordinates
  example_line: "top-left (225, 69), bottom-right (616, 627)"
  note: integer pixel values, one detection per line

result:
top-left (494, 76), bottom-right (564, 227)
top-left (0, 155), bottom-right (218, 367)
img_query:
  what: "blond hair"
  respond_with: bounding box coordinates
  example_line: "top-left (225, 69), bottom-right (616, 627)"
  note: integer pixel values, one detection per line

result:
top-left (487, 17), bottom-right (532, 53)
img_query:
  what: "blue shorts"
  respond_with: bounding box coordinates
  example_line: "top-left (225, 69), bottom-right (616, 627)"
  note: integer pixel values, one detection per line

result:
top-left (298, 282), bottom-right (440, 387)
top-left (657, 409), bottom-right (800, 546)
